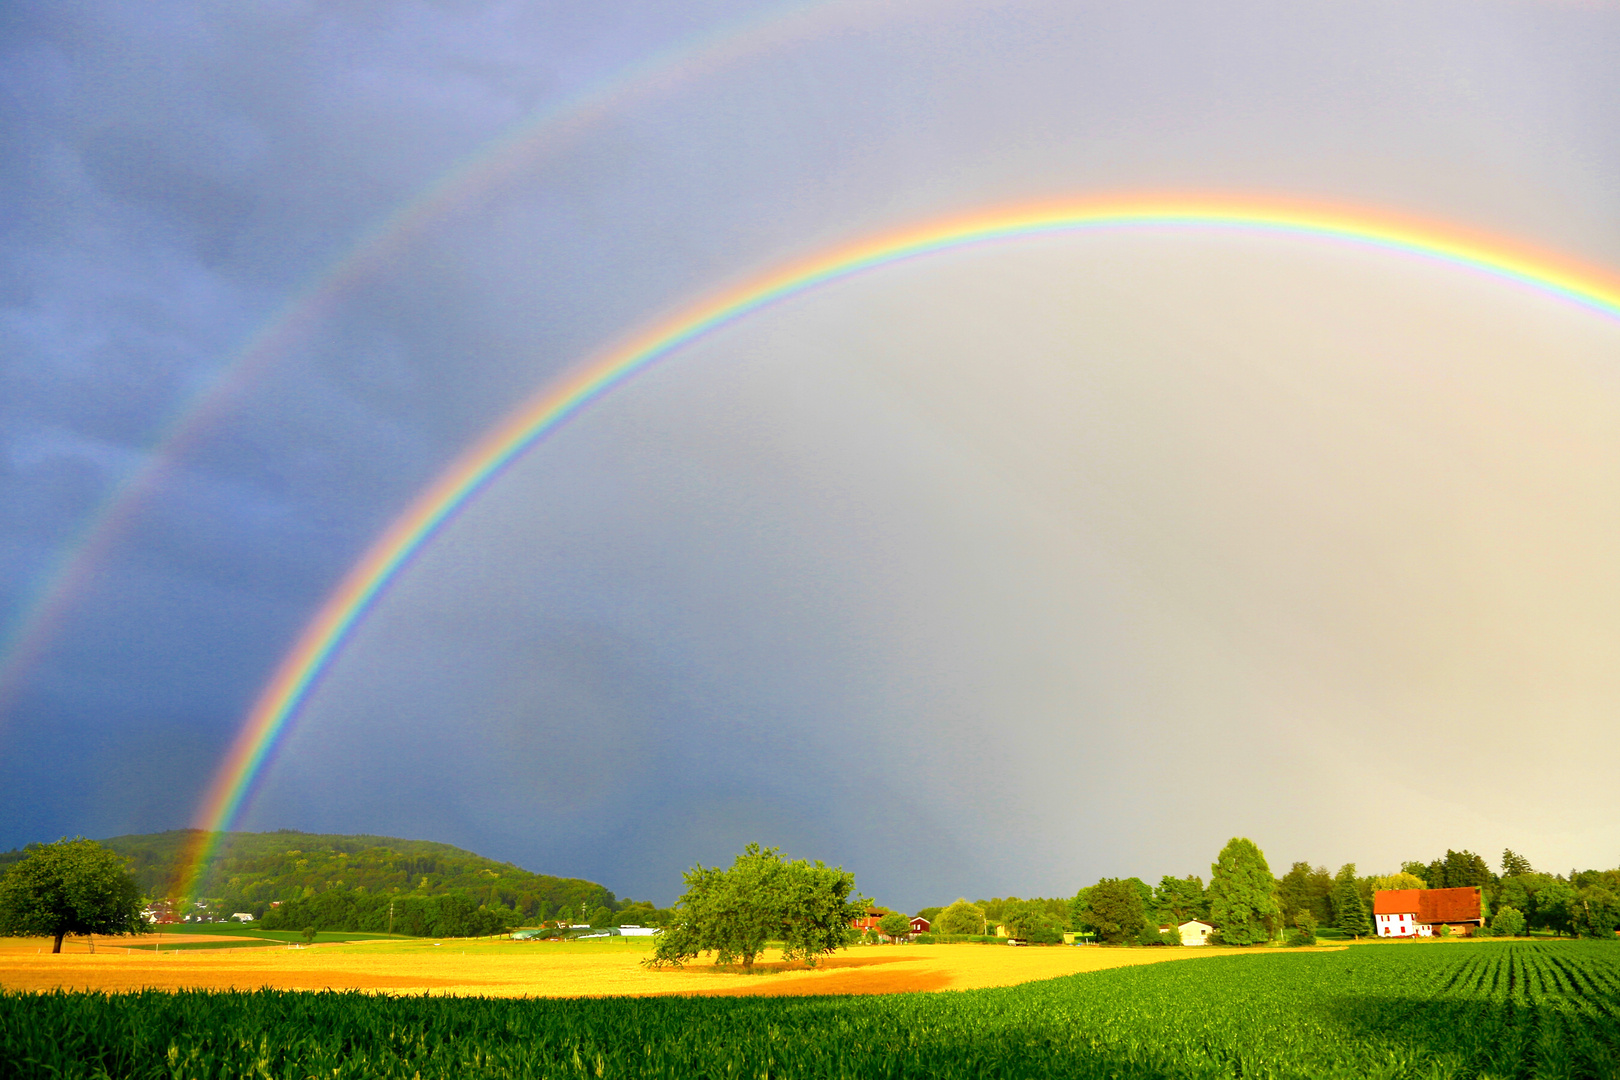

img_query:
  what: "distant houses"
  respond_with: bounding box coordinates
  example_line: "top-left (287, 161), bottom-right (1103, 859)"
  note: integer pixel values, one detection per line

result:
top-left (1373, 887), bottom-right (1483, 937)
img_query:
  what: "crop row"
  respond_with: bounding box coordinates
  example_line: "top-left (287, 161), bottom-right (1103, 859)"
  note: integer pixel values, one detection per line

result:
top-left (2, 941), bottom-right (1615, 1078)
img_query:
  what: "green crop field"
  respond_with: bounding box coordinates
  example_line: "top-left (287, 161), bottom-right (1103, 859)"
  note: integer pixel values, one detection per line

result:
top-left (2, 941), bottom-right (1615, 1078)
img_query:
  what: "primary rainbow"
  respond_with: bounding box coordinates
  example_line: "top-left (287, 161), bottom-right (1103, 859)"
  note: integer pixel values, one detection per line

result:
top-left (176, 193), bottom-right (1620, 895)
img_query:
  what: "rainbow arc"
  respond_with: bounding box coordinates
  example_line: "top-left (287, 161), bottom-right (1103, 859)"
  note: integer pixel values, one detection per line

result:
top-left (174, 193), bottom-right (1620, 897)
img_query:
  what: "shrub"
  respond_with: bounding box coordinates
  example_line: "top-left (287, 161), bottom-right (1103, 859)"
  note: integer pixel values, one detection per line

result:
top-left (1286, 912), bottom-right (1317, 948)
top-left (1489, 906), bottom-right (1526, 936)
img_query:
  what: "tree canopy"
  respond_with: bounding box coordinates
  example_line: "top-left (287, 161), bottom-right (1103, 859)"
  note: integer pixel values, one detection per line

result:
top-left (0, 838), bottom-right (148, 953)
top-left (1208, 837), bottom-right (1279, 945)
top-left (647, 845), bottom-right (864, 970)
top-left (1083, 878), bottom-right (1146, 945)
top-left (936, 898), bottom-right (986, 936)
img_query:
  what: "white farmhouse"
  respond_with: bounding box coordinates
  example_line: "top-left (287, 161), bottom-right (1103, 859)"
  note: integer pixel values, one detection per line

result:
top-left (1178, 920), bottom-right (1214, 946)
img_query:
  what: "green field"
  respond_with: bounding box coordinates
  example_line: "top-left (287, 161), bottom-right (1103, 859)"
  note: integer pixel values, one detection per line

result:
top-left (3, 941), bottom-right (1615, 1078)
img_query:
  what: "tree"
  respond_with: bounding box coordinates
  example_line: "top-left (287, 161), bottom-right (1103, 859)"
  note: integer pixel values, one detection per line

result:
top-left (1208, 838), bottom-right (1280, 945)
top-left (1399, 861), bottom-right (1430, 884)
top-left (0, 838), bottom-right (148, 953)
top-left (1501, 850), bottom-right (1534, 878)
top-left (1153, 875), bottom-right (1207, 925)
top-left (1287, 911), bottom-right (1317, 948)
top-left (1003, 899), bottom-right (1064, 944)
top-left (1490, 905), bottom-right (1526, 937)
top-left (1086, 878), bottom-right (1146, 945)
top-left (1333, 864), bottom-right (1371, 939)
top-left (937, 898), bottom-right (986, 936)
top-left (1370, 872), bottom-right (1426, 893)
top-left (647, 845), bottom-right (864, 970)
top-left (877, 911), bottom-right (912, 941)
top-left (1574, 887), bottom-right (1620, 940)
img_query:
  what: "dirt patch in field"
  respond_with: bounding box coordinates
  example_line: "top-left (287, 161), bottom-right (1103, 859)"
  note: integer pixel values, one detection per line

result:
top-left (0, 938), bottom-right (1270, 998)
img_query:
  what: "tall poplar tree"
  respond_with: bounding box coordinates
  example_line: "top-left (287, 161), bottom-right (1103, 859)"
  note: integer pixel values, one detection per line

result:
top-left (1208, 837), bottom-right (1280, 945)
top-left (1334, 863), bottom-right (1371, 938)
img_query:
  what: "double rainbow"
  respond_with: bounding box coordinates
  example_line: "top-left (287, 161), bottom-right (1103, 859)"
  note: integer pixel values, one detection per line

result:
top-left (175, 193), bottom-right (1620, 896)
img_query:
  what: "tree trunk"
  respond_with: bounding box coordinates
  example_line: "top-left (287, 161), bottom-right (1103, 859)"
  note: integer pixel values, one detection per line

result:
top-left (53, 932), bottom-right (64, 953)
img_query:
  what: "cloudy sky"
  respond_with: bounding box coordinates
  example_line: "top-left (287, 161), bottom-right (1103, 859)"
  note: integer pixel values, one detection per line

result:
top-left (3, 0), bottom-right (1619, 909)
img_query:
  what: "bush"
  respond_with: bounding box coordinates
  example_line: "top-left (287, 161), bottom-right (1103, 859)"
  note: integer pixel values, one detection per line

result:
top-left (1161, 925), bottom-right (1182, 946)
top-left (913, 933), bottom-right (937, 944)
top-left (1287, 912), bottom-right (1317, 948)
top-left (1490, 905), bottom-right (1526, 937)
top-left (1136, 924), bottom-right (1164, 947)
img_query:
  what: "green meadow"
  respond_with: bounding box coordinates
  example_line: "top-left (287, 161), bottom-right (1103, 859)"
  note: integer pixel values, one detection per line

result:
top-left (5, 940), bottom-right (1616, 1079)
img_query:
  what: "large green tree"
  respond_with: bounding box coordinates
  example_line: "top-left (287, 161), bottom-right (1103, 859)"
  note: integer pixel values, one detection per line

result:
top-left (1085, 878), bottom-right (1146, 945)
top-left (1333, 864), bottom-right (1371, 938)
top-left (1208, 837), bottom-right (1280, 945)
top-left (0, 838), bottom-right (148, 953)
top-left (936, 898), bottom-right (986, 935)
top-left (647, 845), bottom-right (864, 970)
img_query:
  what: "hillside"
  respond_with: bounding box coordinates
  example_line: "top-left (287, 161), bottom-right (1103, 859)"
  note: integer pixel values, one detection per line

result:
top-left (3, 830), bottom-right (620, 922)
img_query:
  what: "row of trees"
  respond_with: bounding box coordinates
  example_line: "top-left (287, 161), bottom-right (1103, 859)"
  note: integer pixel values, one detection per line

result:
top-left (908, 844), bottom-right (1620, 947)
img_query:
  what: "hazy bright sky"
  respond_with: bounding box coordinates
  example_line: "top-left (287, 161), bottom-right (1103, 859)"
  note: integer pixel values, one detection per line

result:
top-left (3, 1), bottom-right (1619, 909)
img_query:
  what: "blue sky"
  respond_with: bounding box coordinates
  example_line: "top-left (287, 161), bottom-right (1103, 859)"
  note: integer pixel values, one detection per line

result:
top-left (3, 1), bottom-right (1620, 909)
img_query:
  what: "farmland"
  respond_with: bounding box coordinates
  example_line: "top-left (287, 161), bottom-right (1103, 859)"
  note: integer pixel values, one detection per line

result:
top-left (4, 941), bottom-right (1616, 1078)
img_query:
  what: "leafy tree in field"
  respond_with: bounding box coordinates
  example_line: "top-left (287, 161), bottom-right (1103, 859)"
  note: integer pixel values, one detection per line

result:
top-left (1208, 838), bottom-right (1280, 945)
top-left (0, 838), bottom-right (148, 953)
top-left (1003, 900), bottom-right (1064, 944)
top-left (1287, 911), bottom-right (1317, 947)
top-left (937, 899), bottom-right (986, 936)
top-left (1533, 879), bottom-right (1578, 937)
top-left (1501, 850), bottom-right (1534, 878)
top-left (1086, 879), bottom-right (1146, 945)
top-left (1333, 864), bottom-right (1371, 939)
top-left (877, 912), bottom-right (912, 941)
top-left (647, 845), bottom-right (864, 970)
top-left (1490, 905), bottom-right (1526, 937)
top-left (1574, 887), bottom-right (1620, 940)
top-left (301, 926), bottom-right (317, 944)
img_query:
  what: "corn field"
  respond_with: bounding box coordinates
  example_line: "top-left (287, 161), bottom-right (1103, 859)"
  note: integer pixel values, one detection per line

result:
top-left (2, 941), bottom-right (1616, 1078)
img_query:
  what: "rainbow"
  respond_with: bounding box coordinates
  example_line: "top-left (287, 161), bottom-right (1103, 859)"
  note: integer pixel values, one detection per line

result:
top-left (0, 0), bottom-right (895, 727)
top-left (175, 193), bottom-right (1620, 896)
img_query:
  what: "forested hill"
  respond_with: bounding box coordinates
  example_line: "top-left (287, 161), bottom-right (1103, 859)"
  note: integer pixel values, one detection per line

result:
top-left (82, 830), bottom-right (617, 921)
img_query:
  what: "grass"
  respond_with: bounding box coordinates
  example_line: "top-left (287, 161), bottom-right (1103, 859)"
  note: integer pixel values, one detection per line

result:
top-left (3, 939), bottom-right (1614, 1078)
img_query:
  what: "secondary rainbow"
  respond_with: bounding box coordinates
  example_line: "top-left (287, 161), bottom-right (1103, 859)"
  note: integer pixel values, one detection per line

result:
top-left (175, 193), bottom-right (1620, 895)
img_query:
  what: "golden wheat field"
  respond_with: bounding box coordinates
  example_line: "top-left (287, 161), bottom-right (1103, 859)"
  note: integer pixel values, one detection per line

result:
top-left (0, 937), bottom-right (1277, 997)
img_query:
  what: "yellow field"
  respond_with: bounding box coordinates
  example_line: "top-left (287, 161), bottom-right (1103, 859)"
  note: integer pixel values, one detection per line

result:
top-left (0, 937), bottom-right (1296, 997)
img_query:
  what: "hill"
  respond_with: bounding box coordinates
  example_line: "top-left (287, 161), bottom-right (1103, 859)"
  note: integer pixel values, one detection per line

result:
top-left (2, 830), bottom-right (621, 923)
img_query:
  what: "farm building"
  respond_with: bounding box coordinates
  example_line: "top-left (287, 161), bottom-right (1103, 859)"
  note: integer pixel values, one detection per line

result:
top-left (909, 916), bottom-right (930, 935)
top-left (849, 907), bottom-right (889, 933)
top-left (1178, 920), bottom-right (1214, 946)
top-left (1373, 887), bottom-right (1483, 937)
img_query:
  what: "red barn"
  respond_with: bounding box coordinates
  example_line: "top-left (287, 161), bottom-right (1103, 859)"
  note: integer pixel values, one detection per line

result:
top-left (1373, 887), bottom-right (1483, 937)
top-left (910, 916), bottom-right (931, 935)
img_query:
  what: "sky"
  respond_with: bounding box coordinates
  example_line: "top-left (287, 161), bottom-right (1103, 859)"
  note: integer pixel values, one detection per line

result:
top-left (3, 0), bottom-right (1620, 911)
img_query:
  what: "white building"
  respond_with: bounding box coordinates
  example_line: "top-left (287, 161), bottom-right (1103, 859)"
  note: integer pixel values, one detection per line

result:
top-left (1178, 920), bottom-right (1215, 946)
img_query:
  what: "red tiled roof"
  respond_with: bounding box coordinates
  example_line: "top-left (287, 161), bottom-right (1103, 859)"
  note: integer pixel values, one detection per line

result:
top-left (1373, 887), bottom-right (1481, 922)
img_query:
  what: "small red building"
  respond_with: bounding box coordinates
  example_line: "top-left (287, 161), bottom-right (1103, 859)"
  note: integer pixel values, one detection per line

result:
top-left (909, 916), bottom-right (930, 935)
top-left (1373, 887), bottom-right (1483, 937)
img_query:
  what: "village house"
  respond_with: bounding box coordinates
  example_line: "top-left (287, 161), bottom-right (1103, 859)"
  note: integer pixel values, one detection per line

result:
top-left (909, 915), bottom-right (930, 935)
top-left (1177, 920), bottom-right (1214, 946)
top-left (1373, 887), bottom-right (1483, 937)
